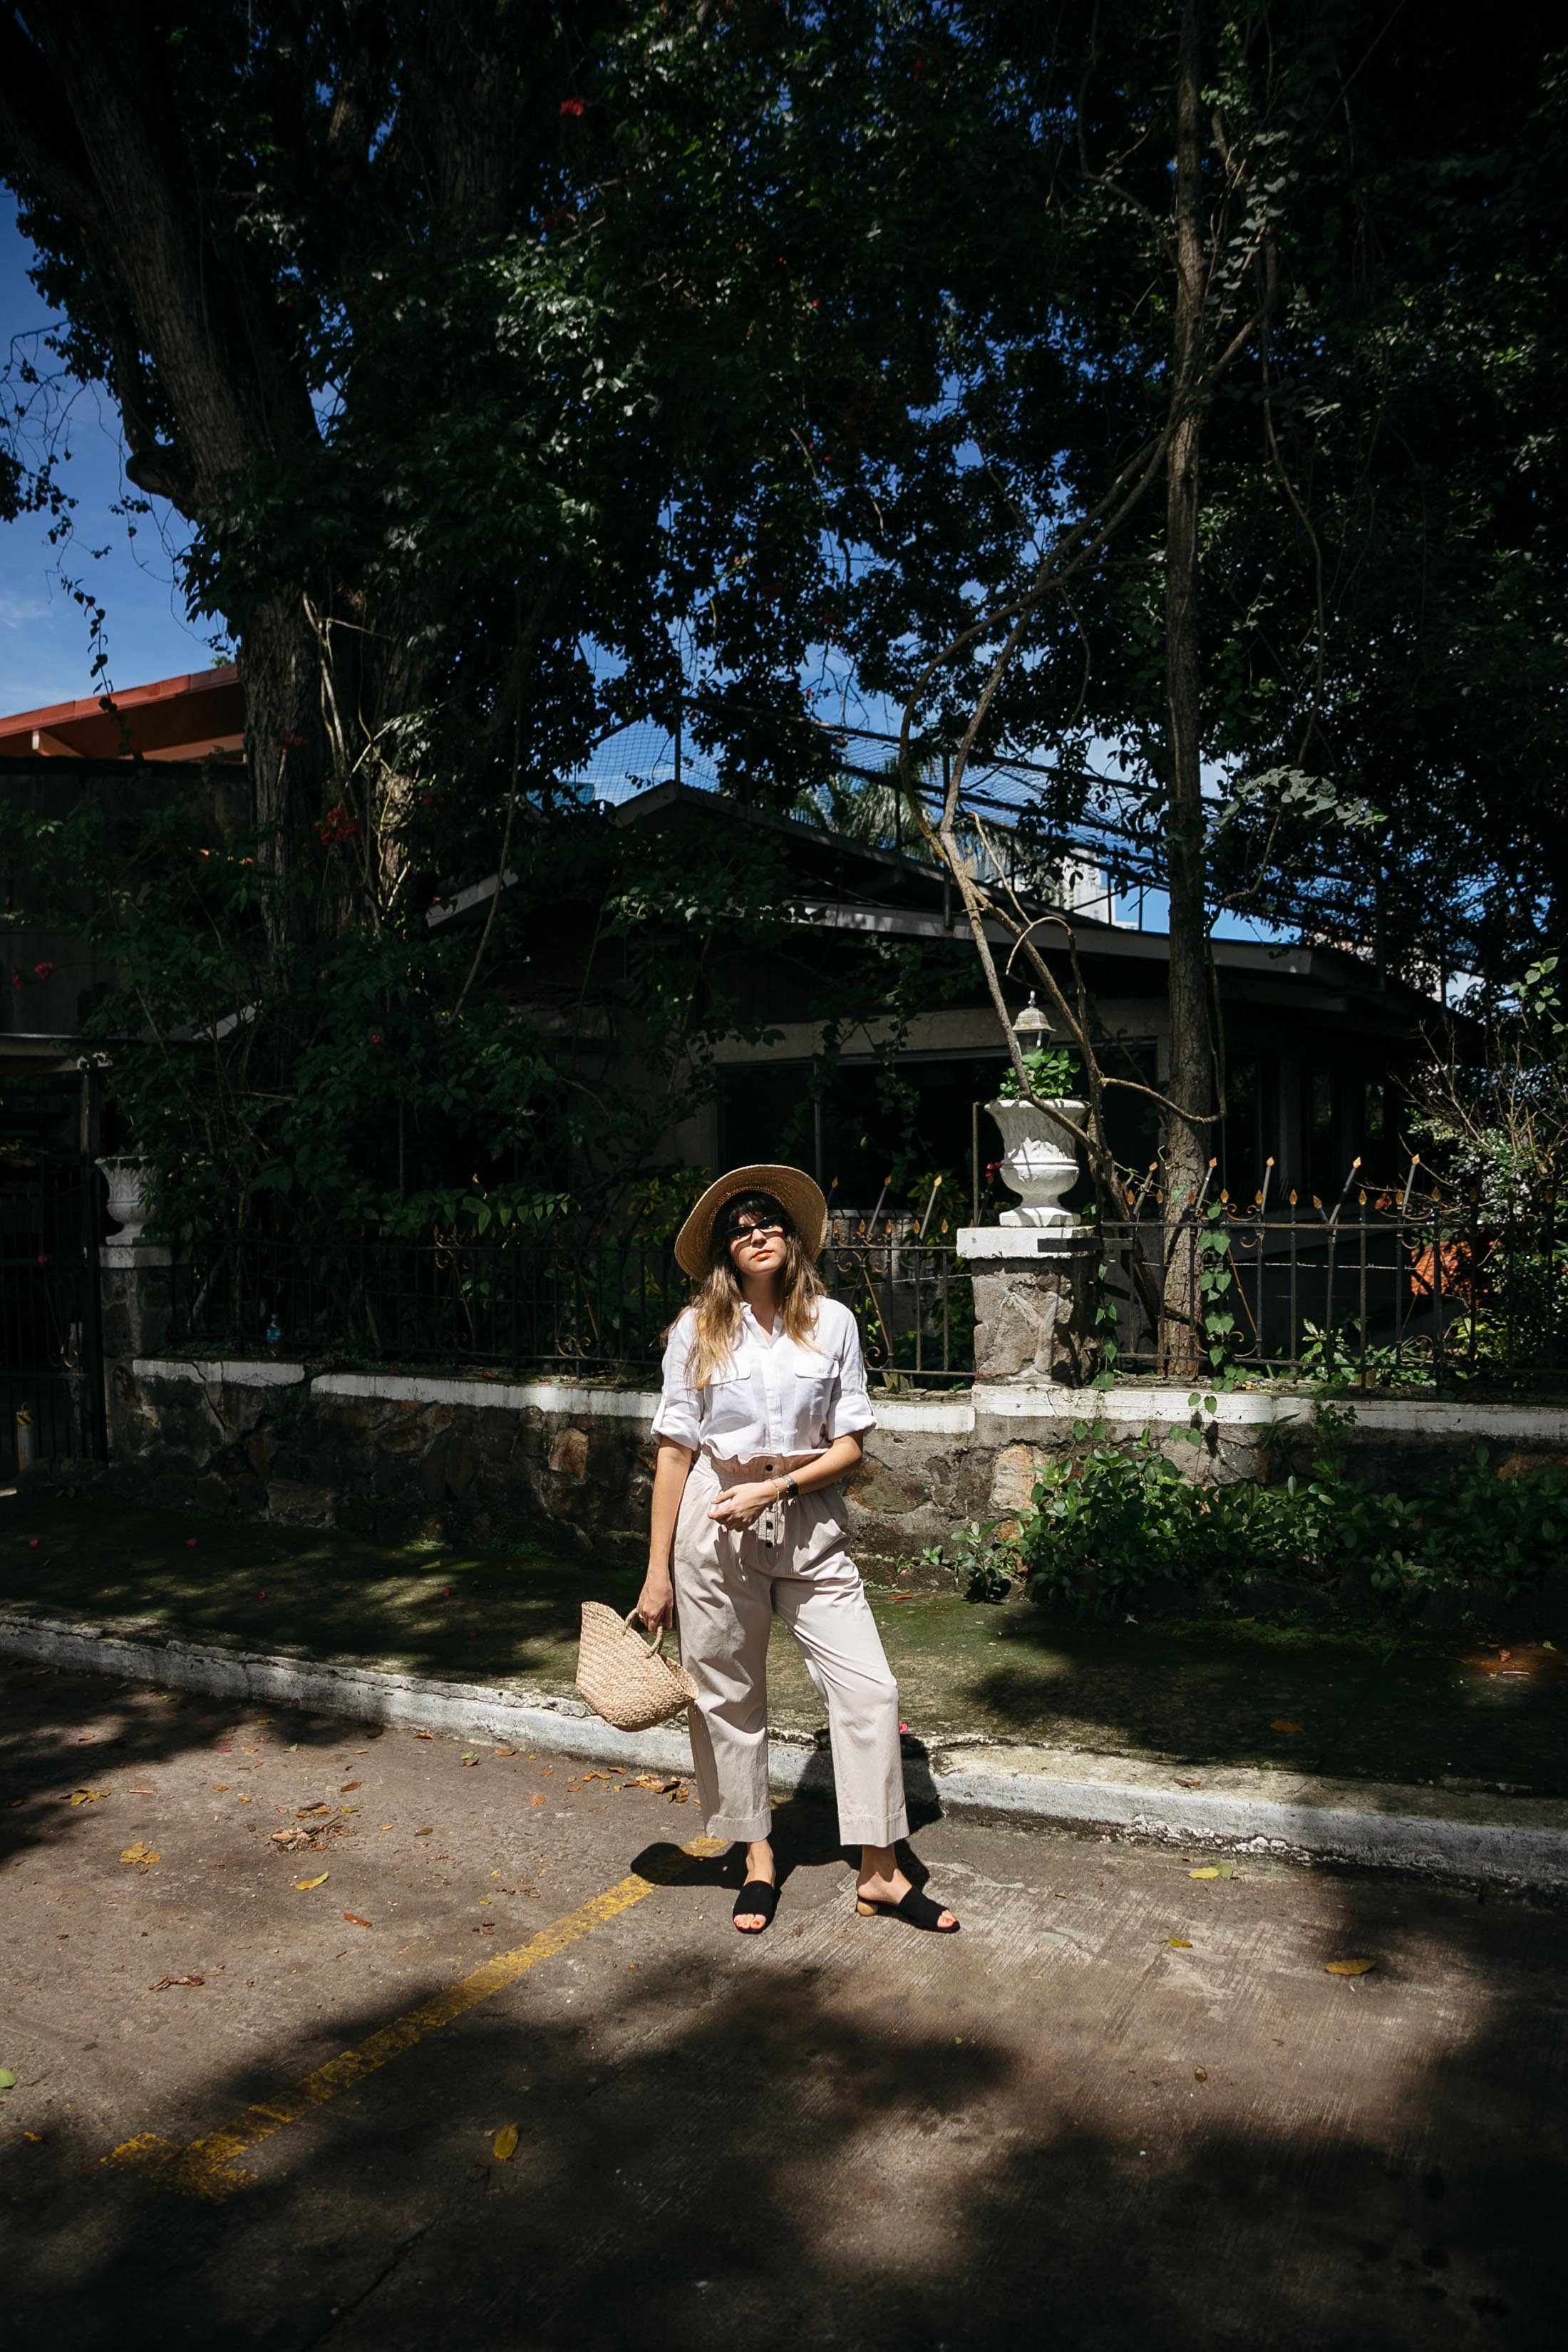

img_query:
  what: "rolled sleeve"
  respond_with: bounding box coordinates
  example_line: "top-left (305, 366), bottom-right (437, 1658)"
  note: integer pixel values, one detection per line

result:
top-left (825, 1309), bottom-right (876, 1440)
top-left (650, 1318), bottom-right (701, 1448)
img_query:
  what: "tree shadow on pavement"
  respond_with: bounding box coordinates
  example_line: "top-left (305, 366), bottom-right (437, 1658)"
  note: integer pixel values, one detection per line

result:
top-left (6, 1807), bottom-right (1562, 2351)
top-left (0, 1660), bottom-right (364, 1872)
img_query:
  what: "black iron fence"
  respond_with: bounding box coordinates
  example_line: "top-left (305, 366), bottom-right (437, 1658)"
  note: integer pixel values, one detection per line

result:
top-left (167, 1222), bottom-right (976, 1388)
top-left (165, 1194), bottom-right (1568, 1393)
top-left (1099, 1193), bottom-right (1568, 1390)
top-left (0, 1157), bottom-right (105, 1470)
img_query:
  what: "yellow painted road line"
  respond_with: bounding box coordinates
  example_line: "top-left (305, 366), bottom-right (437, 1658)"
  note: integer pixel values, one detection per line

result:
top-left (107, 1835), bottom-right (726, 2202)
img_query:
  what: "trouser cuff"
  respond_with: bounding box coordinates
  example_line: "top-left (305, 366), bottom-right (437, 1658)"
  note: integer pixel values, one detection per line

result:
top-left (703, 1810), bottom-right (774, 1843)
top-left (836, 1812), bottom-right (910, 1847)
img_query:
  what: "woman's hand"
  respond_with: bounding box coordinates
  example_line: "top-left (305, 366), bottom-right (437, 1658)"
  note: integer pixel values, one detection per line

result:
top-left (634, 1570), bottom-right (674, 1631)
top-left (708, 1479), bottom-right (780, 1532)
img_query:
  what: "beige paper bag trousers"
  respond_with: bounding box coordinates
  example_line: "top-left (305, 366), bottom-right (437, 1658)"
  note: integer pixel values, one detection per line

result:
top-left (673, 1451), bottom-right (909, 1847)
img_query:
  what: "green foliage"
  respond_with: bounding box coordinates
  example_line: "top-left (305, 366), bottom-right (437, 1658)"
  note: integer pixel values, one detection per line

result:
top-left (1297, 1319), bottom-right (1418, 1391)
top-left (1194, 1206), bottom-right (1239, 1378)
top-left (997, 1045), bottom-right (1076, 1103)
top-left (0, 779), bottom-right (837, 1241)
top-left (1019, 1416), bottom-right (1567, 1619)
top-left (951, 1520), bottom-right (1019, 1604)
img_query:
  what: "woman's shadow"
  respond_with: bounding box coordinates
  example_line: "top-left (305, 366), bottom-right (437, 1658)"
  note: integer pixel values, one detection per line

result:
top-left (633, 1730), bottom-right (944, 1896)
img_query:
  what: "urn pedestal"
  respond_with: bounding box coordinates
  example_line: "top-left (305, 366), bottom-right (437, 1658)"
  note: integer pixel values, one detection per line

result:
top-left (960, 1090), bottom-right (1094, 1382)
top-left (957, 1226), bottom-right (1098, 1385)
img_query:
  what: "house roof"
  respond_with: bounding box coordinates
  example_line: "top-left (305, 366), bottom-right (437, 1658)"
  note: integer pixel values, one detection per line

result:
top-left (0, 665), bottom-right (244, 763)
top-left (604, 780), bottom-right (1440, 1041)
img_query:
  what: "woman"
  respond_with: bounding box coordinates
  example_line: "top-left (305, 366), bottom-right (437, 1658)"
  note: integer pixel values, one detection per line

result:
top-left (636, 1162), bottom-right (959, 1937)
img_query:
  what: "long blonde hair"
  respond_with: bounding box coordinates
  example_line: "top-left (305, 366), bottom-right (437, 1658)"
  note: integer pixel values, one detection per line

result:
top-left (684, 1189), bottom-right (825, 1388)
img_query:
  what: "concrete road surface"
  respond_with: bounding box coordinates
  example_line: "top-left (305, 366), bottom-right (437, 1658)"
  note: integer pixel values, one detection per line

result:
top-left (1, 1661), bottom-right (1562, 2350)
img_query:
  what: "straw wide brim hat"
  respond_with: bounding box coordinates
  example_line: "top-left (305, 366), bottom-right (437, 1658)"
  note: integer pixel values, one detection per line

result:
top-left (674, 1164), bottom-right (829, 1281)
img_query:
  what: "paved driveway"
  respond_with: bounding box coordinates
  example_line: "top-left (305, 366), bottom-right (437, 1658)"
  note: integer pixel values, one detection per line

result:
top-left (1, 1661), bottom-right (1560, 2349)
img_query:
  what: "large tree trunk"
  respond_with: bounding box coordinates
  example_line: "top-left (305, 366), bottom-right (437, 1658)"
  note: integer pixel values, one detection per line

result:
top-left (242, 597), bottom-right (336, 872)
top-left (1160, 0), bottom-right (1214, 1373)
top-left (0, 2), bottom-right (331, 906)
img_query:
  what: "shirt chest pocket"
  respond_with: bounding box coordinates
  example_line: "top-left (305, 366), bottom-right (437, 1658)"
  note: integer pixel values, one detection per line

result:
top-left (701, 1376), bottom-right (755, 1429)
top-left (793, 1368), bottom-right (833, 1436)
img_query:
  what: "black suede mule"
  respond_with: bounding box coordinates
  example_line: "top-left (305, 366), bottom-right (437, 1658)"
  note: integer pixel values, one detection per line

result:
top-left (733, 1880), bottom-right (779, 1932)
top-left (855, 1886), bottom-right (959, 1932)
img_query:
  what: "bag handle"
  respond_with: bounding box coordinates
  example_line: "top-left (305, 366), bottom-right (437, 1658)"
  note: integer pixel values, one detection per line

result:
top-left (625, 1606), bottom-right (670, 1660)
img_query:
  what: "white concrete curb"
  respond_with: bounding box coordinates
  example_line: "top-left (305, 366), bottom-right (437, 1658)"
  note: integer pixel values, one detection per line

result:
top-left (4, 1609), bottom-right (1565, 1889)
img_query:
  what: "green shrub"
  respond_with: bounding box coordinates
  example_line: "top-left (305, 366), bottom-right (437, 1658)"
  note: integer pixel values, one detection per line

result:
top-left (951, 1519), bottom-right (1019, 1602)
top-left (1018, 1420), bottom-right (1567, 1618)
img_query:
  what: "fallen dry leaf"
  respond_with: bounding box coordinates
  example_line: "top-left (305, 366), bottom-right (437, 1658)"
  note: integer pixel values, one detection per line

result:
top-left (1459, 1643), bottom-right (1564, 1681)
top-left (149, 1975), bottom-right (203, 1992)
top-left (120, 1843), bottom-right (160, 1867)
top-left (1167, 1937), bottom-right (1193, 1949)
top-left (416, 1825), bottom-right (434, 1837)
top-left (1269, 1719), bottom-right (1302, 1734)
top-left (529, 1795), bottom-right (547, 1808)
top-left (1193, 2067), bottom-right (1208, 2083)
top-left (1173, 1776), bottom-right (1203, 1789)
top-left (293, 1872), bottom-right (330, 1892)
top-left (1189, 1866), bottom-right (1221, 1879)
top-left (461, 1756), bottom-right (478, 1768)
top-left (492, 2123), bottom-right (519, 2161)
top-left (343, 1912), bottom-right (373, 1929)
top-left (414, 1731), bottom-right (433, 1740)
top-left (68, 1789), bottom-right (108, 1806)
top-left (339, 1781), bottom-right (362, 1793)
top-left (211, 1784), bottom-right (229, 1793)
top-left (493, 1748), bottom-right (515, 1758)
top-left (1325, 1956), bottom-right (1377, 1976)
top-left (296, 1802), bottom-right (331, 1817)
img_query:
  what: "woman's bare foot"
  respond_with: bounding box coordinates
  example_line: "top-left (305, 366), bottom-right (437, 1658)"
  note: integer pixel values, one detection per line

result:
top-left (857, 1846), bottom-right (956, 1931)
top-left (735, 1838), bottom-right (776, 1933)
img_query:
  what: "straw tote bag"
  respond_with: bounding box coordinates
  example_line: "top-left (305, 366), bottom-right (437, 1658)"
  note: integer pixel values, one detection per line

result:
top-left (576, 1602), bottom-right (698, 1733)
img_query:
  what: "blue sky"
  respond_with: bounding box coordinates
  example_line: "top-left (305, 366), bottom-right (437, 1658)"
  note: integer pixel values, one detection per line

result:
top-left (0, 195), bottom-right (221, 717)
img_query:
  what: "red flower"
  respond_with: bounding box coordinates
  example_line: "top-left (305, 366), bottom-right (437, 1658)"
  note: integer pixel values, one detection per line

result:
top-left (369, 1031), bottom-right (383, 1046)
top-left (315, 804), bottom-right (363, 847)
top-left (9, 969), bottom-right (21, 991)
top-left (559, 96), bottom-right (586, 117)
top-left (33, 961), bottom-right (53, 979)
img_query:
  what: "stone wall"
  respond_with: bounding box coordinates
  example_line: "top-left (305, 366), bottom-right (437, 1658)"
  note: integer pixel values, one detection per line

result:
top-left (60, 1356), bottom-right (1568, 1586)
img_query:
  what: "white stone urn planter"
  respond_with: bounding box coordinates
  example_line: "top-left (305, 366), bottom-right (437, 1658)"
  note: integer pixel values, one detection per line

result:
top-left (97, 1155), bottom-right (156, 1245)
top-left (986, 1096), bottom-right (1087, 1230)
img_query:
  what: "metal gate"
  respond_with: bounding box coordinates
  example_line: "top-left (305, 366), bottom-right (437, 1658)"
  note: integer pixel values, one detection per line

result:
top-left (0, 1152), bottom-right (105, 1477)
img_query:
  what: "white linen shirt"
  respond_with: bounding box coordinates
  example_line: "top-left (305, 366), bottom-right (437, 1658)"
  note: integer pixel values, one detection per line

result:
top-left (651, 1296), bottom-right (876, 1458)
